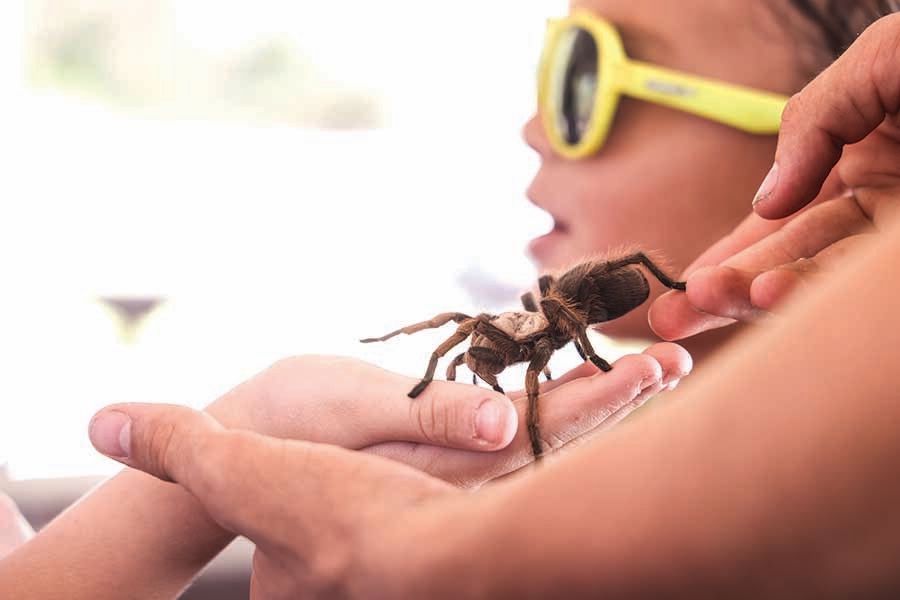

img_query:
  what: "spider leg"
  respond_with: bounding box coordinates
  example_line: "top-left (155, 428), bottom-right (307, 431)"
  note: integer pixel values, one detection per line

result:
top-left (408, 319), bottom-right (478, 398)
top-left (479, 372), bottom-right (505, 395)
top-left (520, 291), bottom-right (539, 312)
top-left (538, 275), bottom-right (556, 296)
top-left (575, 329), bottom-right (612, 372)
top-left (526, 338), bottom-right (554, 460)
top-left (542, 299), bottom-right (611, 372)
top-left (573, 340), bottom-right (588, 361)
top-left (605, 252), bottom-right (686, 291)
top-left (472, 374), bottom-right (478, 386)
top-left (467, 346), bottom-right (508, 394)
top-left (473, 321), bottom-right (525, 360)
top-left (360, 312), bottom-right (472, 343)
top-left (540, 297), bottom-right (587, 331)
top-left (445, 352), bottom-right (467, 382)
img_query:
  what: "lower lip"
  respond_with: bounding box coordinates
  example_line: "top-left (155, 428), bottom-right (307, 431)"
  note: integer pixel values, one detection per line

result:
top-left (528, 225), bottom-right (568, 263)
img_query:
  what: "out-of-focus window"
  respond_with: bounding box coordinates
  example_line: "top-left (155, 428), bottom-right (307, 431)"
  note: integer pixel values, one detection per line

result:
top-left (1, 1), bottom-right (596, 480)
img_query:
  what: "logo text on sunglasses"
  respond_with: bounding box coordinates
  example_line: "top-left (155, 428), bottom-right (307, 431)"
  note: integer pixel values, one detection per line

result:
top-left (645, 79), bottom-right (697, 97)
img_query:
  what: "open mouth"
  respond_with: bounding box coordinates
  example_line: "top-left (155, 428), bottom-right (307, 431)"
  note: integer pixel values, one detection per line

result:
top-left (528, 213), bottom-right (570, 264)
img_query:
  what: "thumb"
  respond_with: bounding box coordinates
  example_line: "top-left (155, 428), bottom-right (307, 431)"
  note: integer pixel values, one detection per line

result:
top-left (88, 403), bottom-right (278, 542)
top-left (753, 14), bottom-right (900, 219)
top-left (89, 403), bottom-right (225, 485)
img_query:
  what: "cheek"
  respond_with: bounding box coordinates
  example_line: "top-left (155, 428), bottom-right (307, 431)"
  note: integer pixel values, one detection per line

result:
top-left (565, 113), bottom-right (775, 268)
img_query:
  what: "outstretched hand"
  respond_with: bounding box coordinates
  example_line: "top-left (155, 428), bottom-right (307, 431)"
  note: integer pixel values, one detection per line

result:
top-left (649, 14), bottom-right (900, 340)
top-left (208, 345), bottom-right (690, 488)
top-left (365, 342), bottom-right (689, 485)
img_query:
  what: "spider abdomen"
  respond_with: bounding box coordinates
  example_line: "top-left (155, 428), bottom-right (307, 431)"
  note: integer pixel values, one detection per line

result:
top-left (589, 267), bottom-right (650, 322)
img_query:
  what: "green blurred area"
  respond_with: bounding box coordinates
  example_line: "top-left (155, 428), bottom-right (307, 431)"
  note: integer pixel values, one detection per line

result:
top-left (26, 0), bottom-right (385, 128)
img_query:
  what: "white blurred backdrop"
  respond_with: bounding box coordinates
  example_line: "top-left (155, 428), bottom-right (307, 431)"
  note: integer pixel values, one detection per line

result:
top-left (0, 1), bottom-right (647, 481)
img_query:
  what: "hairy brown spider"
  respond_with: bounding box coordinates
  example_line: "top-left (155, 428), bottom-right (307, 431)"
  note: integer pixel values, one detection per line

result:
top-left (361, 252), bottom-right (686, 460)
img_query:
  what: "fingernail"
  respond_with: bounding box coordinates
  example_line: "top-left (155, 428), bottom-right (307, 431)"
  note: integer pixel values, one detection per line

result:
top-left (475, 399), bottom-right (506, 444)
top-left (662, 369), bottom-right (688, 388)
top-left (753, 162), bottom-right (779, 207)
top-left (89, 411), bottom-right (132, 459)
top-left (639, 374), bottom-right (661, 391)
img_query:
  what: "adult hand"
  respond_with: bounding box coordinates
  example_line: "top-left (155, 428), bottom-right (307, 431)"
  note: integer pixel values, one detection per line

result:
top-left (209, 346), bottom-right (690, 488)
top-left (89, 403), bottom-right (449, 599)
top-left (650, 14), bottom-right (900, 340)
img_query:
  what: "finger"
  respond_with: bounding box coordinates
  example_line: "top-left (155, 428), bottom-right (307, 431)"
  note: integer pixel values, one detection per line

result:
top-left (254, 356), bottom-right (517, 452)
top-left (749, 262), bottom-right (817, 311)
top-left (685, 266), bottom-right (768, 323)
top-left (507, 341), bottom-right (691, 400)
top-left (753, 14), bottom-right (900, 219)
top-left (530, 353), bottom-right (663, 450)
top-left (88, 403), bottom-right (285, 543)
top-left (366, 352), bottom-right (673, 486)
top-left (654, 233), bottom-right (876, 338)
top-left (507, 361), bottom-right (599, 400)
top-left (647, 211), bottom-right (799, 338)
top-left (487, 374), bottom-right (673, 487)
top-left (681, 212), bottom-right (791, 279)
top-left (728, 192), bottom-right (872, 272)
top-left (750, 234), bottom-right (876, 310)
top-left (649, 288), bottom-right (735, 341)
top-left (89, 403), bottom-right (450, 549)
top-left (655, 264), bottom-right (780, 331)
top-left (642, 342), bottom-right (693, 389)
top-left (558, 345), bottom-right (691, 442)
top-left (649, 194), bottom-right (873, 340)
top-left (387, 379), bottom-right (517, 451)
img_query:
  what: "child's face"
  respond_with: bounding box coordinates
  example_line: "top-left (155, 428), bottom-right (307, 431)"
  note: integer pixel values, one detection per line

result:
top-left (525, 0), bottom-right (802, 339)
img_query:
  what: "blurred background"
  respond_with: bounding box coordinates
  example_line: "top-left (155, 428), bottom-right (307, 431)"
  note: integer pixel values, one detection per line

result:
top-left (1, 0), bottom-right (580, 481)
top-left (0, 0), bottom-right (640, 595)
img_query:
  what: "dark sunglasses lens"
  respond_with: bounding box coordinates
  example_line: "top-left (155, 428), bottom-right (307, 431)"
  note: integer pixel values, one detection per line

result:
top-left (549, 26), bottom-right (599, 145)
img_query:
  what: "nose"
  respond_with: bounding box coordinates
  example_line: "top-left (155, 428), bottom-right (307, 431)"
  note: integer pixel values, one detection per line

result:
top-left (522, 112), bottom-right (553, 158)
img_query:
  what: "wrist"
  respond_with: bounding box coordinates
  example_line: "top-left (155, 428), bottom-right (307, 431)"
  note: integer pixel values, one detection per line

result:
top-left (368, 495), bottom-right (495, 599)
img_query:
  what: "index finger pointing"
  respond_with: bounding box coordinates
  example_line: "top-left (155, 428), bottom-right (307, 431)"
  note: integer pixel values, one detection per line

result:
top-left (753, 14), bottom-right (900, 219)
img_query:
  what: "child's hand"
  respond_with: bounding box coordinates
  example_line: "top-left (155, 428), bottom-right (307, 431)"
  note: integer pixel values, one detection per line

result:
top-left (205, 347), bottom-right (690, 488)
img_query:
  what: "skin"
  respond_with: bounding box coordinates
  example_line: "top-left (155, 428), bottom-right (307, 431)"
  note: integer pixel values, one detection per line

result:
top-left (57, 19), bottom-right (900, 598)
top-left (524, 0), bottom-right (805, 358)
top-left (72, 218), bottom-right (900, 598)
top-left (4, 7), bottom-right (894, 600)
top-left (0, 347), bottom-right (689, 599)
top-left (0, 3), bottom-right (725, 593)
top-left (0, 493), bottom-right (32, 560)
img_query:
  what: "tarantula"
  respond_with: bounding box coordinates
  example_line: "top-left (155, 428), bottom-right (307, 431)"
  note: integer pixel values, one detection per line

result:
top-left (361, 252), bottom-right (686, 459)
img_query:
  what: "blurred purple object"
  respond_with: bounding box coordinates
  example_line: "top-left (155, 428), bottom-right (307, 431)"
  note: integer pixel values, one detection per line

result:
top-left (99, 296), bottom-right (165, 341)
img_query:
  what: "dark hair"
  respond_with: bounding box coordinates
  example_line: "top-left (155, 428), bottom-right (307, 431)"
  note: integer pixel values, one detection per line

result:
top-left (788, 0), bottom-right (900, 60)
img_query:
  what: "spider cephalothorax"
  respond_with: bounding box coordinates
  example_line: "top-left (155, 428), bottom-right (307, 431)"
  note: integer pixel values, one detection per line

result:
top-left (361, 252), bottom-right (686, 459)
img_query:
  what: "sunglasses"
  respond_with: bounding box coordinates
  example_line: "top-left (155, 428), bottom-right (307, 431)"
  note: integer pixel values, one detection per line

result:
top-left (538, 12), bottom-right (790, 159)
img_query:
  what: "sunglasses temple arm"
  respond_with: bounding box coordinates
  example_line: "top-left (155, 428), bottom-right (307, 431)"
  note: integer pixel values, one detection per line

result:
top-left (616, 61), bottom-right (788, 134)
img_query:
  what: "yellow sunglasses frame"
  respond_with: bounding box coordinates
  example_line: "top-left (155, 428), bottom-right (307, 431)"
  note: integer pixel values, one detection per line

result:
top-left (538, 12), bottom-right (790, 159)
